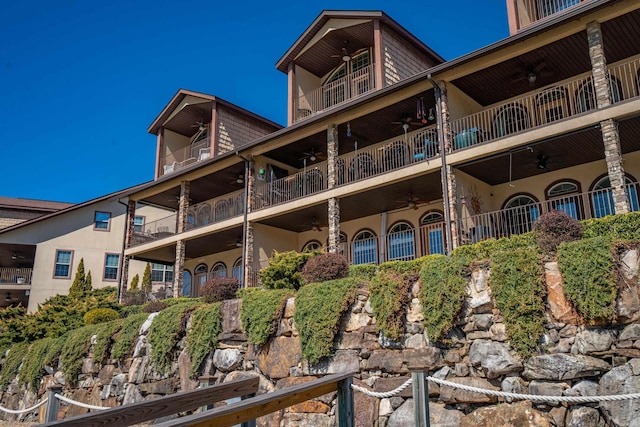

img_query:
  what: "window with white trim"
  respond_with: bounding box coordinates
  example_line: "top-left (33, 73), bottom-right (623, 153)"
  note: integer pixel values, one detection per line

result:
top-left (54, 250), bottom-right (72, 278)
top-left (151, 263), bottom-right (173, 283)
top-left (103, 253), bottom-right (120, 281)
top-left (94, 211), bottom-right (111, 231)
top-left (133, 216), bottom-right (145, 233)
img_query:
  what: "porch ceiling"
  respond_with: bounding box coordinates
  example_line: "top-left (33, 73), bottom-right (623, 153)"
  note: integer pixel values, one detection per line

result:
top-left (295, 21), bottom-right (374, 78)
top-left (257, 172), bottom-right (442, 232)
top-left (451, 9), bottom-right (640, 107)
top-left (0, 244), bottom-right (35, 268)
top-left (164, 102), bottom-right (213, 137)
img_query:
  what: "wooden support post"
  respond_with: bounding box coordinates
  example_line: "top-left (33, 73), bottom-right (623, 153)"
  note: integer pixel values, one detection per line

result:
top-left (199, 375), bottom-right (215, 412)
top-left (412, 371), bottom-right (430, 427)
top-left (337, 376), bottom-right (354, 427)
top-left (45, 384), bottom-right (63, 423)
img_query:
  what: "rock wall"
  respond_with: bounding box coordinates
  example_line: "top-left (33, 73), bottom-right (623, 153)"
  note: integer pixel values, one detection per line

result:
top-left (2, 250), bottom-right (640, 426)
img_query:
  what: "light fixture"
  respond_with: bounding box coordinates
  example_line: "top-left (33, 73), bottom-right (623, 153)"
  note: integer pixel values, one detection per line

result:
top-left (235, 239), bottom-right (242, 248)
top-left (310, 155), bottom-right (316, 162)
top-left (408, 200), bottom-right (417, 210)
top-left (236, 174), bottom-right (244, 184)
top-left (257, 167), bottom-right (266, 181)
top-left (5, 293), bottom-right (11, 302)
top-left (460, 195), bottom-right (467, 205)
top-left (427, 108), bottom-right (435, 121)
top-left (11, 253), bottom-right (17, 260)
top-left (311, 218), bottom-right (321, 232)
top-left (346, 122), bottom-right (351, 137)
top-left (342, 53), bottom-right (351, 62)
top-left (527, 72), bottom-right (537, 84)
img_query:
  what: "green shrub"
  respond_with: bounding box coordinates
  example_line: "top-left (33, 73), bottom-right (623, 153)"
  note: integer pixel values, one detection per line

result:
top-left (92, 320), bottom-right (123, 364)
top-left (301, 253), bottom-right (349, 284)
top-left (148, 301), bottom-right (200, 373)
top-left (378, 258), bottom-right (427, 275)
top-left (84, 308), bottom-right (120, 325)
top-left (370, 270), bottom-right (411, 340)
top-left (186, 304), bottom-right (222, 377)
top-left (143, 301), bottom-right (168, 313)
top-left (583, 212), bottom-right (640, 240)
top-left (294, 278), bottom-right (357, 363)
top-left (130, 274), bottom-right (140, 290)
top-left (452, 232), bottom-right (537, 261)
top-left (123, 289), bottom-right (146, 306)
top-left (419, 254), bottom-right (468, 342)
top-left (533, 210), bottom-right (584, 252)
top-left (0, 342), bottom-right (29, 387)
top-left (69, 258), bottom-right (88, 297)
top-left (200, 277), bottom-right (240, 303)
top-left (59, 325), bottom-right (102, 384)
top-left (491, 248), bottom-right (546, 357)
top-left (239, 288), bottom-right (293, 346)
top-left (348, 264), bottom-right (377, 282)
top-left (260, 251), bottom-right (313, 290)
top-left (558, 236), bottom-right (616, 322)
top-left (142, 263), bottom-right (153, 294)
top-left (21, 338), bottom-right (59, 391)
top-left (120, 304), bottom-right (143, 318)
top-left (111, 313), bottom-right (148, 360)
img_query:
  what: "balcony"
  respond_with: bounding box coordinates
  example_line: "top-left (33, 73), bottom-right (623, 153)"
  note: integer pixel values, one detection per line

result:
top-left (0, 268), bottom-right (32, 285)
top-left (254, 125), bottom-right (439, 210)
top-left (160, 138), bottom-right (212, 176)
top-left (516, 0), bottom-right (587, 30)
top-left (294, 64), bottom-right (376, 122)
top-left (449, 56), bottom-right (640, 152)
top-left (460, 182), bottom-right (640, 245)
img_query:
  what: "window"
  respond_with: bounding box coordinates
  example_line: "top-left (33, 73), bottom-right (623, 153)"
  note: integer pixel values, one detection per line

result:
top-left (536, 87), bottom-right (568, 124)
top-left (54, 250), bottom-right (73, 278)
top-left (210, 262), bottom-right (227, 279)
top-left (94, 211), bottom-right (111, 231)
top-left (302, 240), bottom-right (322, 253)
top-left (194, 264), bottom-right (208, 297)
top-left (232, 258), bottom-right (243, 285)
top-left (493, 104), bottom-right (531, 138)
top-left (133, 216), bottom-right (145, 233)
top-left (575, 80), bottom-right (596, 113)
top-left (591, 175), bottom-right (639, 218)
top-left (103, 253), bottom-right (120, 281)
top-left (503, 195), bottom-right (540, 235)
top-left (151, 263), bottom-right (174, 283)
top-left (420, 212), bottom-right (445, 255)
top-left (352, 230), bottom-right (377, 265)
top-left (214, 199), bottom-right (230, 222)
top-left (387, 222), bottom-right (415, 261)
top-left (182, 270), bottom-right (192, 297)
top-left (547, 180), bottom-right (582, 219)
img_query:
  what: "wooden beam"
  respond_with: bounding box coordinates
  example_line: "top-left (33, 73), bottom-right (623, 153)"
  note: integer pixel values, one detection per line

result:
top-left (154, 372), bottom-right (356, 427)
top-left (40, 377), bottom-right (259, 427)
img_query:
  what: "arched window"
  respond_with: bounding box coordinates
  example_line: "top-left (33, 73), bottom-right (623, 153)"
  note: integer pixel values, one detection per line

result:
top-left (387, 222), bottom-right (415, 261)
top-left (214, 199), bottom-right (230, 222)
top-left (546, 180), bottom-right (583, 219)
top-left (323, 64), bottom-right (347, 108)
top-left (536, 87), bottom-right (568, 124)
top-left (302, 240), bottom-right (322, 253)
top-left (182, 270), bottom-right (192, 297)
top-left (352, 230), bottom-right (377, 265)
top-left (420, 211), bottom-right (445, 255)
top-left (323, 50), bottom-right (371, 108)
top-left (575, 79), bottom-right (596, 113)
top-left (194, 263), bottom-right (208, 297)
top-left (196, 204), bottom-right (211, 227)
top-left (493, 103), bottom-right (531, 138)
top-left (503, 195), bottom-right (540, 236)
top-left (187, 210), bottom-right (196, 230)
top-left (591, 175), bottom-right (639, 218)
top-left (385, 141), bottom-right (410, 170)
top-left (232, 258), bottom-right (243, 285)
top-left (210, 262), bottom-right (227, 279)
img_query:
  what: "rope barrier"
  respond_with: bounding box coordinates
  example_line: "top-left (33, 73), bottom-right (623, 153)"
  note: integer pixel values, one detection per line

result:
top-left (351, 375), bottom-right (640, 403)
top-left (0, 398), bottom-right (48, 415)
top-left (54, 394), bottom-right (111, 410)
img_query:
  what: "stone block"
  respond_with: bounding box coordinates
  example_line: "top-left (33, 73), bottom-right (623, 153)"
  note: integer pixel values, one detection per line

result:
top-left (283, 297), bottom-right (296, 318)
top-left (439, 377), bottom-right (499, 403)
top-left (545, 262), bottom-right (579, 324)
top-left (304, 350), bottom-right (359, 375)
top-left (524, 354), bottom-right (610, 380)
top-left (567, 406), bottom-right (606, 427)
top-left (404, 347), bottom-right (442, 370)
top-left (406, 298), bottom-right (424, 322)
top-left (599, 363), bottom-right (640, 427)
top-left (353, 378), bottom-right (378, 427)
top-left (460, 400), bottom-right (550, 427)
top-left (138, 378), bottom-right (176, 395)
top-left (373, 377), bottom-right (414, 398)
top-left (139, 312), bottom-right (157, 335)
top-left (574, 329), bottom-right (615, 354)
top-left (257, 336), bottom-right (301, 379)
top-left (620, 324), bottom-right (640, 341)
top-left (367, 350), bottom-right (403, 372)
top-left (469, 340), bottom-right (522, 379)
top-left (282, 413), bottom-right (333, 427)
top-left (345, 312), bottom-right (371, 331)
top-left (221, 299), bottom-right (243, 333)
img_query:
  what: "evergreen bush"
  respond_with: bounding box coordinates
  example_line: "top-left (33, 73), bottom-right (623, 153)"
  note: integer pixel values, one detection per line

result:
top-left (130, 274), bottom-right (140, 290)
top-left (141, 263), bottom-right (152, 294)
top-left (239, 288), bottom-right (293, 346)
top-left (186, 303), bottom-right (222, 376)
top-left (301, 252), bottom-right (349, 284)
top-left (260, 251), bottom-right (313, 290)
top-left (69, 258), bottom-right (87, 297)
top-left (143, 301), bottom-right (168, 313)
top-left (533, 210), bottom-right (584, 252)
top-left (200, 277), bottom-right (240, 303)
top-left (84, 308), bottom-right (119, 324)
top-left (582, 211), bottom-right (640, 240)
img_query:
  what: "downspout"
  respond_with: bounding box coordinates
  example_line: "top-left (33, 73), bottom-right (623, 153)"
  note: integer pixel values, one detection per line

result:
top-left (237, 152), bottom-right (251, 287)
top-left (116, 198), bottom-right (129, 300)
top-left (428, 75), bottom-right (454, 255)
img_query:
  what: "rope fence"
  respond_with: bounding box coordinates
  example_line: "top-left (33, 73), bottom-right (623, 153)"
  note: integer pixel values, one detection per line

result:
top-left (0, 398), bottom-right (48, 415)
top-left (54, 393), bottom-right (111, 410)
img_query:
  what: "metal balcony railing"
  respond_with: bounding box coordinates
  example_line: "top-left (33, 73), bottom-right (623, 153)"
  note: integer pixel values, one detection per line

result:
top-left (0, 268), bottom-right (32, 285)
top-left (294, 64), bottom-right (376, 122)
top-left (459, 182), bottom-right (640, 245)
top-left (160, 138), bottom-right (212, 176)
top-left (187, 189), bottom-right (245, 230)
top-left (130, 213), bottom-right (177, 246)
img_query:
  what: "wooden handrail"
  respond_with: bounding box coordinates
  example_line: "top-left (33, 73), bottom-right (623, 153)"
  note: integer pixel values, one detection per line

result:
top-left (154, 371), bottom-right (356, 427)
top-left (40, 377), bottom-right (259, 427)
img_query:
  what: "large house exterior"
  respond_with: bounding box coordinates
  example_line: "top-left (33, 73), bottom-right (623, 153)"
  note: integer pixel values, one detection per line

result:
top-left (120, 1), bottom-right (640, 299)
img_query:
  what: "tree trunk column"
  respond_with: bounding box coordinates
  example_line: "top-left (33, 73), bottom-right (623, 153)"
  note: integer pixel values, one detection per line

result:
top-left (587, 21), bottom-right (629, 214)
top-left (327, 124), bottom-right (341, 253)
top-left (174, 180), bottom-right (190, 297)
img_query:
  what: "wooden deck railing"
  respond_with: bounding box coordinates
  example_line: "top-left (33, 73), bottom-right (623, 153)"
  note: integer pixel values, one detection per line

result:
top-left (0, 268), bottom-right (32, 285)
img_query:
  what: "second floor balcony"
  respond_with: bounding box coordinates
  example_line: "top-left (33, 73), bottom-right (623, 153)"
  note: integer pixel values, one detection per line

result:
top-left (160, 137), bottom-right (211, 176)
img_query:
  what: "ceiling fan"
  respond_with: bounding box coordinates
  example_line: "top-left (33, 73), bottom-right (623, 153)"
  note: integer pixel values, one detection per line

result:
top-left (190, 119), bottom-right (206, 132)
top-left (331, 40), bottom-right (367, 62)
top-left (511, 61), bottom-right (553, 87)
top-left (226, 237), bottom-right (243, 248)
top-left (300, 148), bottom-right (326, 163)
top-left (230, 173), bottom-right (245, 185)
top-left (311, 218), bottom-right (322, 232)
top-left (396, 192), bottom-right (429, 211)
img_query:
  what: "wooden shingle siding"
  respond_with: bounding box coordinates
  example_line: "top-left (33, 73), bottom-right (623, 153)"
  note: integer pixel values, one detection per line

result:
top-left (216, 106), bottom-right (279, 155)
top-left (381, 26), bottom-right (435, 87)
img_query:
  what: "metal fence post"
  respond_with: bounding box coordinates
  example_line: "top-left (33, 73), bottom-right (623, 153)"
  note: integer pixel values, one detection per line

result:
top-left (337, 376), bottom-right (354, 427)
top-left (198, 375), bottom-right (215, 412)
top-left (45, 384), bottom-right (63, 423)
top-left (411, 371), bottom-right (430, 427)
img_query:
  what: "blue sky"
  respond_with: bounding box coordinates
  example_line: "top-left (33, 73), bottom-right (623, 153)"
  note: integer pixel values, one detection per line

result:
top-left (0, 1), bottom-right (508, 203)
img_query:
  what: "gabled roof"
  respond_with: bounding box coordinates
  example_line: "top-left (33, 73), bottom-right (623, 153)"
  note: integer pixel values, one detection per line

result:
top-left (0, 197), bottom-right (72, 212)
top-left (275, 10), bottom-right (445, 74)
top-left (147, 89), bottom-right (283, 135)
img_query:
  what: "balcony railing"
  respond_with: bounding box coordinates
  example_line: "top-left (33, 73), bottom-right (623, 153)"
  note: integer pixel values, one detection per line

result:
top-left (450, 55), bottom-right (640, 153)
top-left (294, 64), bottom-right (376, 122)
top-left (0, 268), bottom-right (32, 285)
top-left (187, 189), bottom-right (245, 230)
top-left (460, 182), bottom-right (640, 245)
top-left (254, 125), bottom-right (439, 210)
top-left (160, 138), bottom-right (212, 176)
top-left (519, 0), bottom-right (585, 27)
top-left (130, 213), bottom-right (178, 246)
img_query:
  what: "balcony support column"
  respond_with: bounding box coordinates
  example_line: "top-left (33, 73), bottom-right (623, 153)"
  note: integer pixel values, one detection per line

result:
top-left (432, 80), bottom-right (459, 252)
top-left (244, 222), bottom-right (254, 286)
top-left (174, 180), bottom-right (190, 297)
top-left (327, 123), bottom-right (341, 253)
top-left (118, 199), bottom-right (137, 303)
top-left (242, 159), bottom-right (254, 287)
top-left (586, 21), bottom-right (629, 214)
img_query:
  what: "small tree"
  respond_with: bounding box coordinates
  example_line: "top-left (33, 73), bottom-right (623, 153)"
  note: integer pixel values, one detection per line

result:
top-left (85, 271), bottom-right (93, 291)
top-left (141, 263), bottom-right (153, 295)
top-left (69, 258), bottom-right (86, 297)
top-left (130, 274), bottom-right (140, 290)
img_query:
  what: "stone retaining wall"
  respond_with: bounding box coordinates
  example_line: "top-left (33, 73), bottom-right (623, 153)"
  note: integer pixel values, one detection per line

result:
top-left (1, 250), bottom-right (639, 426)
